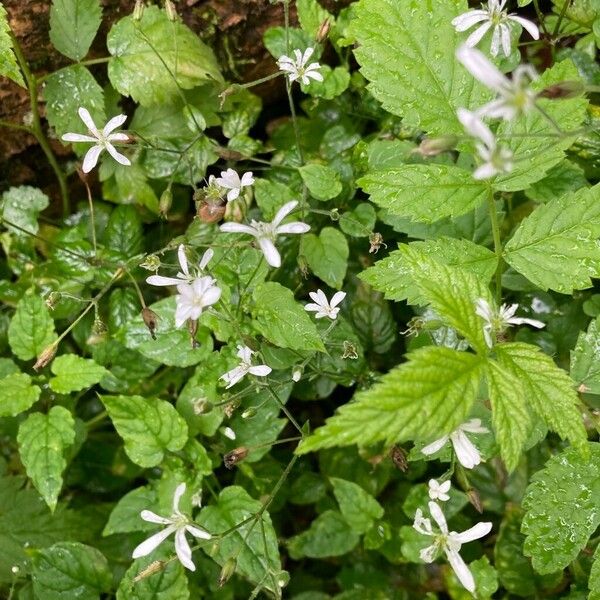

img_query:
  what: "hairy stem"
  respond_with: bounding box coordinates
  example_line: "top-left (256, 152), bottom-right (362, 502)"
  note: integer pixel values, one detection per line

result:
top-left (487, 188), bottom-right (503, 305)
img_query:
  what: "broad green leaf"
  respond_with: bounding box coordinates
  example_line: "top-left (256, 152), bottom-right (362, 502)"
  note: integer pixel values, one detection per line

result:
top-left (198, 486), bottom-right (281, 592)
top-left (1, 186), bottom-right (49, 236)
top-left (107, 6), bottom-right (223, 106)
top-left (103, 486), bottom-right (157, 535)
top-left (117, 556), bottom-right (189, 600)
top-left (254, 179), bottom-right (295, 220)
top-left (525, 159), bottom-right (588, 203)
top-left (252, 282), bottom-right (325, 352)
top-left (288, 510), bottom-right (359, 559)
top-left (103, 205), bottom-right (143, 257)
top-left (49, 0), bottom-right (102, 61)
top-left (49, 354), bottom-right (108, 394)
top-left (301, 65), bottom-right (350, 99)
top-left (0, 4), bottom-right (24, 86)
top-left (32, 542), bottom-right (111, 600)
top-left (17, 406), bottom-right (75, 511)
top-left (494, 342), bottom-right (586, 450)
top-left (504, 184), bottom-right (600, 293)
top-left (103, 163), bottom-right (159, 213)
top-left (571, 316), bottom-right (600, 394)
top-left (299, 164), bottom-right (342, 200)
top-left (263, 26), bottom-right (314, 59)
top-left (297, 0), bottom-right (332, 37)
top-left (8, 293), bottom-right (57, 361)
top-left (522, 442), bottom-right (600, 573)
top-left (45, 66), bottom-right (105, 141)
top-left (349, 290), bottom-right (396, 354)
top-left (330, 477), bottom-right (384, 534)
top-left (359, 165), bottom-right (489, 222)
top-left (0, 372), bottom-right (40, 416)
top-left (350, 0), bottom-right (490, 135)
top-left (591, 544), bottom-right (600, 600)
top-left (297, 346), bottom-right (484, 454)
top-left (339, 202), bottom-right (376, 237)
top-left (100, 394), bottom-right (188, 467)
top-left (494, 60), bottom-right (587, 192)
top-left (485, 361), bottom-right (530, 472)
top-left (299, 227), bottom-right (349, 289)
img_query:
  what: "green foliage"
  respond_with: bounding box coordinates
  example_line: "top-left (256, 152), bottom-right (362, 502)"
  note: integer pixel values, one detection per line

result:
top-left (300, 227), bottom-right (349, 289)
top-left (330, 477), bottom-right (384, 534)
top-left (0, 372), bottom-right (40, 416)
top-left (300, 164), bottom-right (342, 200)
top-left (49, 354), bottom-right (108, 393)
top-left (571, 316), bottom-right (600, 393)
top-left (0, 3), bottom-right (24, 86)
top-left (1, 186), bottom-right (49, 236)
top-left (49, 0), bottom-right (102, 61)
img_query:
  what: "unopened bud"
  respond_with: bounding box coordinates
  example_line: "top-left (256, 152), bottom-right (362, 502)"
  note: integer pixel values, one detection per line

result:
top-left (389, 446), bottom-right (408, 472)
top-left (329, 208), bottom-right (340, 221)
top-left (45, 291), bottom-right (61, 310)
top-left (224, 446), bottom-right (249, 469)
top-left (134, 560), bottom-right (164, 582)
top-left (159, 187), bottom-right (172, 218)
top-left (133, 0), bottom-right (145, 20)
top-left (538, 80), bottom-right (585, 100)
top-left (164, 0), bottom-right (177, 21)
top-left (241, 406), bottom-right (257, 419)
top-left (413, 135), bottom-right (457, 157)
top-left (467, 488), bottom-right (483, 513)
top-left (142, 307), bottom-right (159, 340)
top-left (34, 342), bottom-right (58, 371)
top-left (316, 18), bottom-right (331, 43)
top-left (218, 558), bottom-right (237, 586)
top-left (92, 318), bottom-right (107, 335)
top-left (11, 565), bottom-right (19, 575)
top-left (292, 368), bottom-right (302, 382)
top-left (140, 254), bottom-right (161, 271)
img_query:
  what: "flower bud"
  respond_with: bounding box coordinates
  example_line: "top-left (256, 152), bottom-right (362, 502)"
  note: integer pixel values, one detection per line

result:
top-left (140, 254), bottom-right (161, 271)
top-left (329, 208), bottom-right (340, 221)
top-left (538, 80), bottom-right (585, 100)
top-left (467, 488), bottom-right (483, 513)
top-left (316, 18), bottom-right (331, 43)
top-left (34, 342), bottom-right (58, 371)
top-left (218, 558), bottom-right (237, 586)
top-left (413, 135), bottom-right (458, 157)
top-left (133, 0), bottom-right (145, 20)
top-left (224, 447), bottom-right (249, 469)
top-left (134, 560), bottom-right (164, 582)
top-left (92, 318), bottom-right (107, 335)
top-left (389, 446), bottom-right (408, 472)
top-left (142, 307), bottom-right (159, 340)
top-left (164, 0), bottom-right (177, 21)
top-left (159, 187), bottom-right (172, 219)
top-left (292, 368), bottom-right (302, 382)
top-left (241, 406), bottom-right (257, 419)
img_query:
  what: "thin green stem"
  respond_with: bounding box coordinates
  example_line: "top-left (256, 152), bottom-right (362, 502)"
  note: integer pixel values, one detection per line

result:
top-left (532, 0), bottom-right (549, 37)
top-left (0, 119), bottom-right (31, 133)
top-left (552, 0), bottom-right (572, 38)
top-left (487, 188), bottom-right (503, 305)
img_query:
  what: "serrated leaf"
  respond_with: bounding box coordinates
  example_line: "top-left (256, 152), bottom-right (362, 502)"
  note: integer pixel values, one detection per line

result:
top-left (330, 477), bottom-right (384, 534)
top-left (590, 544), bottom-right (600, 600)
top-left (49, 354), bottom-right (107, 394)
top-left (522, 442), bottom-right (600, 573)
top-left (103, 204), bottom-right (143, 257)
top-left (49, 0), bottom-right (102, 61)
top-left (0, 4), bottom-right (25, 86)
top-left (495, 342), bottom-right (586, 450)
top-left (32, 542), bottom-right (111, 600)
top-left (297, 346), bottom-right (484, 454)
top-left (571, 316), bottom-right (600, 394)
top-left (252, 282), bottom-right (325, 352)
top-left (254, 178), bottom-right (295, 220)
top-left (359, 164), bottom-right (489, 223)
top-left (504, 184), bottom-right (600, 293)
top-left (100, 395), bottom-right (188, 467)
top-left (299, 227), bottom-right (349, 289)
top-left (0, 372), bottom-right (40, 416)
top-left (103, 486), bottom-right (157, 536)
top-left (1, 186), bottom-right (49, 236)
top-left (8, 293), bottom-right (57, 361)
top-left (17, 407), bottom-right (76, 511)
top-left (299, 164), bottom-right (342, 200)
top-left (339, 202), bottom-right (376, 237)
top-left (107, 6), bottom-right (223, 106)
top-left (350, 0), bottom-right (490, 135)
top-left (525, 159), bottom-right (588, 203)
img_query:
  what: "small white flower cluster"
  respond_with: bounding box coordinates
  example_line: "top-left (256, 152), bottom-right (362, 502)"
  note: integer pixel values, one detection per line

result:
top-left (210, 168), bottom-right (255, 202)
top-left (277, 47), bottom-right (323, 85)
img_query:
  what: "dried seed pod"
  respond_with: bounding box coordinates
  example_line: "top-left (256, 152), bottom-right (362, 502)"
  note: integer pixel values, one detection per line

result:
top-left (389, 446), bottom-right (408, 472)
top-left (218, 558), bottom-right (237, 587)
top-left (223, 447), bottom-right (249, 469)
top-left (197, 198), bottom-right (227, 223)
top-left (538, 80), bottom-right (585, 100)
top-left (141, 307), bottom-right (159, 340)
top-left (414, 135), bottom-right (458, 157)
top-left (34, 342), bottom-right (58, 371)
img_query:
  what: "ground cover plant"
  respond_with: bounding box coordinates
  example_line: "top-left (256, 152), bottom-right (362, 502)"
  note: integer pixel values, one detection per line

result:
top-left (1, 0), bottom-right (600, 597)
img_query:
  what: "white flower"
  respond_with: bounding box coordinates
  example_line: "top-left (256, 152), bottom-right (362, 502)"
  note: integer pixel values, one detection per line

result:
top-left (223, 426), bottom-right (236, 440)
top-left (277, 47), bottom-right (324, 85)
top-left (62, 107), bottom-right (131, 173)
top-left (457, 108), bottom-right (513, 179)
top-left (220, 345), bottom-right (272, 389)
top-left (214, 169), bottom-right (255, 202)
top-left (413, 501), bottom-right (492, 593)
top-left (475, 298), bottom-right (545, 348)
top-left (421, 419), bottom-right (489, 469)
top-left (220, 200), bottom-right (310, 268)
top-left (132, 483), bottom-right (211, 572)
top-left (452, 0), bottom-right (540, 58)
top-left (174, 276), bottom-right (221, 328)
top-left (428, 479), bottom-right (451, 502)
top-left (304, 289), bottom-right (346, 320)
top-left (146, 245), bottom-right (213, 287)
top-left (457, 45), bottom-right (537, 121)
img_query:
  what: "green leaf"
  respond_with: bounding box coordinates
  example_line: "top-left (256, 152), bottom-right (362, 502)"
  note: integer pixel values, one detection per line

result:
top-left (252, 282), bottom-right (325, 352)
top-left (297, 346), bottom-right (484, 454)
top-left (350, 0), bottom-right (490, 135)
top-left (571, 316), bottom-right (600, 394)
top-left (301, 65), bottom-right (350, 99)
top-left (49, 0), bottom-right (102, 61)
top-left (330, 477), bottom-right (384, 534)
top-left (504, 184), bottom-right (600, 293)
top-left (288, 510), bottom-right (360, 559)
top-left (254, 179), bottom-right (295, 220)
top-left (45, 66), bottom-right (105, 141)
top-left (49, 354), bottom-right (108, 394)
top-left (0, 372), bottom-right (41, 417)
top-left (0, 4), bottom-right (24, 86)
top-left (103, 486), bottom-right (157, 535)
top-left (1, 186), bottom-right (49, 236)
top-left (263, 26), bottom-right (314, 59)
top-left (522, 442), bottom-right (600, 574)
top-left (32, 542), bottom-right (111, 600)
top-left (485, 360), bottom-right (530, 472)
top-left (299, 227), bottom-right (349, 289)
top-left (495, 342), bottom-right (586, 450)
top-left (339, 203), bottom-right (376, 237)
top-left (198, 486), bottom-right (281, 592)
top-left (297, 0), bottom-right (332, 37)
top-left (17, 407), bottom-right (75, 511)
top-left (103, 163), bottom-right (159, 213)
top-left (100, 394), bottom-right (188, 467)
top-left (590, 544), bottom-right (600, 600)
top-left (8, 293), bottom-right (57, 361)
top-left (299, 164), bottom-right (342, 200)
top-left (525, 159), bottom-right (588, 203)
top-left (107, 6), bottom-right (223, 106)
top-left (359, 165), bottom-right (489, 222)
top-left (103, 205), bottom-right (143, 257)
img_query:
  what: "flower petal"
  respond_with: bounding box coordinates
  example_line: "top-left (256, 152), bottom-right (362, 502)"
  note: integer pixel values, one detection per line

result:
top-left (105, 143), bottom-right (131, 166)
top-left (456, 45), bottom-right (507, 92)
top-left (330, 291), bottom-right (346, 308)
top-left (428, 501), bottom-right (448, 534)
top-left (272, 200), bottom-right (298, 228)
top-left (103, 113), bottom-right (127, 136)
top-left (276, 222), bottom-right (311, 235)
top-left (451, 521), bottom-right (492, 544)
top-left (140, 510), bottom-right (172, 525)
top-left (258, 237), bottom-right (281, 268)
top-left (248, 364), bottom-right (272, 377)
top-left (82, 145), bottom-right (103, 173)
top-left (446, 547), bottom-right (475, 593)
top-left (421, 435), bottom-right (449, 456)
top-left (78, 107), bottom-right (99, 135)
top-left (61, 133), bottom-right (98, 143)
top-left (185, 524), bottom-right (212, 540)
top-left (132, 525), bottom-right (176, 558)
top-left (452, 10), bottom-right (489, 31)
top-left (174, 528), bottom-right (196, 571)
top-left (199, 248), bottom-right (213, 270)
top-left (464, 21), bottom-right (492, 48)
top-left (172, 482), bottom-right (187, 513)
top-left (510, 15), bottom-right (540, 40)
top-left (178, 245), bottom-right (190, 276)
top-left (451, 430), bottom-right (482, 469)
top-left (146, 275), bottom-right (183, 287)
top-left (220, 222), bottom-right (259, 236)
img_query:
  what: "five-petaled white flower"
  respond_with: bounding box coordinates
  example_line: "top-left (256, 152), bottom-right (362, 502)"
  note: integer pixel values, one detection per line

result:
top-left (475, 298), bottom-right (545, 348)
top-left (452, 0), bottom-right (540, 58)
top-left (304, 289), bottom-right (346, 320)
top-left (220, 200), bottom-right (310, 268)
top-left (220, 345), bottom-right (272, 389)
top-left (277, 47), bottom-right (324, 85)
top-left (132, 483), bottom-right (211, 572)
top-left (428, 479), bottom-right (451, 502)
top-left (146, 245), bottom-right (213, 287)
top-left (175, 277), bottom-right (221, 328)
top-left (421, 419), bottom-right (489, 469)
top-left (457, 45), bottom-right (537, 121)
top-left (214, 169), bottom-right (255, 202)
top-left (413, 501), bottom-right (492, 593)
top-left (457, 108), bottom-right (513, 179)
top-left (62, 107), bottom-right (131, 173)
